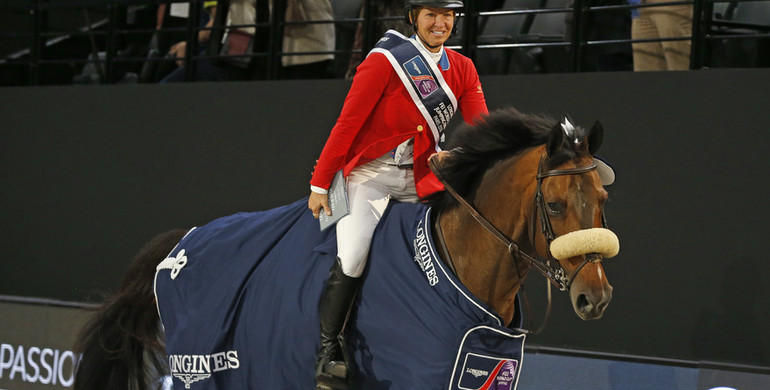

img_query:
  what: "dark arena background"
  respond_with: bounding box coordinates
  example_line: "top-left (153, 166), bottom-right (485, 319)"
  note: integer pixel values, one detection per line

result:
top-left (2, 69), bottom-right (769, 389)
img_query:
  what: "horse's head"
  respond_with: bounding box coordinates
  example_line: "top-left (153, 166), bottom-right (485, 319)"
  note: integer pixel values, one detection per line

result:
top-left (427, 109), bottom-right (619, 326)
top-left (537, 118), bottom-right (618, 320)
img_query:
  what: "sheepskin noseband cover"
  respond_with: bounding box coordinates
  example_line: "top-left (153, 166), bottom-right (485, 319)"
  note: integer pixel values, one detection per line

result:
top-left (549, 228), bottom-right (619, 260)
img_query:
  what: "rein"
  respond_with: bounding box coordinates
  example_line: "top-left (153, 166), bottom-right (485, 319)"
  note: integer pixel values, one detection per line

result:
top-left (428, 155), bottom-right (598, 292)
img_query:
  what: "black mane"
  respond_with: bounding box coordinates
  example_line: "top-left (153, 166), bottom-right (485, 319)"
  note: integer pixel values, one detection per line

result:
top-left (424, 107), bottom-right (558, 212)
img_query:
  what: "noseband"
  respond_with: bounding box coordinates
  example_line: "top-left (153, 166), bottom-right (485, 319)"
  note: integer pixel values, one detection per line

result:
top-left (429, 154), bottom-right (601, 292)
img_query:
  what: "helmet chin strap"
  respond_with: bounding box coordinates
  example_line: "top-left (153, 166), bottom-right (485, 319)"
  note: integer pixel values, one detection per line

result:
top-left (415, 32), bottom-right (442, 51)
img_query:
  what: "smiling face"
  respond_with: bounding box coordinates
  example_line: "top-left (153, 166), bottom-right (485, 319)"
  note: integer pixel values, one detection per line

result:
top-left (412, 7), bottom-right (455, 53)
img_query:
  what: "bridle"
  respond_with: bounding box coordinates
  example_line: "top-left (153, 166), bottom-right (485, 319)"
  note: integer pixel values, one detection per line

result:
top-left (533, 155), bottom-right (606, 291)
top-left (428, 152), bottom-right (603, 292)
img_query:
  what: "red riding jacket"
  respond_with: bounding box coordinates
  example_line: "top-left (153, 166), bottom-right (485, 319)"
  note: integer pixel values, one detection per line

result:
top-left (310, 46), bottom-right (488, 198)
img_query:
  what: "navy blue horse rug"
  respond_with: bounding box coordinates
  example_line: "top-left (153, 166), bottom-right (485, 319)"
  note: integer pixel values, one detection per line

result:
top-left (154, 199), bottom-right (526, 389)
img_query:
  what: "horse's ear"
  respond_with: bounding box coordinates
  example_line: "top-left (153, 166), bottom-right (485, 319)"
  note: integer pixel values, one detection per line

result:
top-left (547, 122), bottom-right (566, 156)
top-left (587, 120), bottom-right (603, 155)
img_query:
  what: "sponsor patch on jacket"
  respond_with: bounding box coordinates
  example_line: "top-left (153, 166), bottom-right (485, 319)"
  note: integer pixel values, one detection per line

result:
top-left (403, 56), bottom-right (439, 99)
top-left (459, 353), bottom-right (519, 390)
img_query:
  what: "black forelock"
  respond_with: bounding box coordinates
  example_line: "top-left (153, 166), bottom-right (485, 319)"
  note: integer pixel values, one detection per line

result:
top-left (423, 107), bottom-right (558, 212)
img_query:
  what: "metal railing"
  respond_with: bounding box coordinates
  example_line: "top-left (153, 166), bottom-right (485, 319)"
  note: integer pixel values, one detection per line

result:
top-left (0, 0), bottom-right (768, 86)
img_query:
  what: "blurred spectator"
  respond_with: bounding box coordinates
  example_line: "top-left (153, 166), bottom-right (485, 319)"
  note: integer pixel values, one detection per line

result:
top-left (345, 0), bottom-right (410, 79)
top-left (154, 2), bottom-right (216, 57)
top-left (159, 1), bottom-right (227, 83)
top-left (151, 0), bottom-right (335, 82)
top-left (281, 0), bottom-right (336, 78)
top-left (566, 0), bottom-right (633, 72)
top-left (628, 0), bottom-right (692, 71)
top-left (216, 0), bottom-right (335, 80)
top-left (216, 0), bottom-right (262, 80)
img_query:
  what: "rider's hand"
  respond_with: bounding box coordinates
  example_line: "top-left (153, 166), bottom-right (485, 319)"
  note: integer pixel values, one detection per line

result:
top-left (429, 150), bottom-right (451, 166)
top-left (308, 191), bottom-right (331, 219)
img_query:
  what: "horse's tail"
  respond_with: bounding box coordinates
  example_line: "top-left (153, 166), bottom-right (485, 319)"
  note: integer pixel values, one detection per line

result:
top-left (73, 229), bottom-right (188, 390)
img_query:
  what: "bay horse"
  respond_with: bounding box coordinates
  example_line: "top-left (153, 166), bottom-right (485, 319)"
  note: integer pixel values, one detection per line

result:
top-left (72, 108), bottom-right (619, 390)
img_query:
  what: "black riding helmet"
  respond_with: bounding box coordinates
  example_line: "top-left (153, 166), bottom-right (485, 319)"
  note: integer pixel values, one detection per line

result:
top-left (403, 0), bottom-right (464, 26)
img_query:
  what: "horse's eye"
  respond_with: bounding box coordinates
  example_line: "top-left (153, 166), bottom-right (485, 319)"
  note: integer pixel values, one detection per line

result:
top-left (547, 202), bottom-right (564, 215)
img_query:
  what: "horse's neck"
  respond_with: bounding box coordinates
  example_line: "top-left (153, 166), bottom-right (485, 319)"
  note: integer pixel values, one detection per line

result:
top-left (436, 209), bottom-right (531, 325)
top-left (436, 153), bottom-right (539, 325)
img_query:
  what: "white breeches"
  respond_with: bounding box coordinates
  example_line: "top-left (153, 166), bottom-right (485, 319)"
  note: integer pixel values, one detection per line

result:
top-left (336, 157), bottom-right (419, 277)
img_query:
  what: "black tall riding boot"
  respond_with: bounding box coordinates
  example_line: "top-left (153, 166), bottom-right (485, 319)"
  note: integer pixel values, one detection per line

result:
top-left (315, 258), bottom-right (360, 389)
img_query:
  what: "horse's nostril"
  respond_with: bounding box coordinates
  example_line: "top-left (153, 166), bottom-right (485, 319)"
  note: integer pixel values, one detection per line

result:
top-left (576, 294), bottom-right (590, 311)
top-left (597, 301), bottom-right (607, 312)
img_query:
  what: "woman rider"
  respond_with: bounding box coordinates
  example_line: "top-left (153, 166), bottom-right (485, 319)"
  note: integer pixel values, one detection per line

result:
top-left (308, 1), bottom-right (488, 387)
